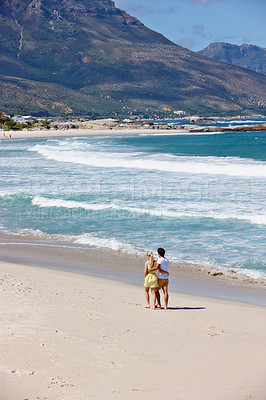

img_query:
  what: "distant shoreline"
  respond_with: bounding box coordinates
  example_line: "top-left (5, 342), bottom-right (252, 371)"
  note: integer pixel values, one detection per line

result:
top-left (0, 127), bottom-right (188, 140)
top-left (1, 121), bottom-right (266, 141)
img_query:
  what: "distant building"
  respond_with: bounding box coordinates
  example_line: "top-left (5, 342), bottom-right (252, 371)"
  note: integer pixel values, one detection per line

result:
top-left (173, 111), bottom-right (186, 116)
top-left (12, 115), bottom-right (33, 123)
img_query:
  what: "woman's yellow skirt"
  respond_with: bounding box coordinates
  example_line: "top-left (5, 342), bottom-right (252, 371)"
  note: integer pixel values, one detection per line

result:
top-left (144, 272), bottom-right (159, 288)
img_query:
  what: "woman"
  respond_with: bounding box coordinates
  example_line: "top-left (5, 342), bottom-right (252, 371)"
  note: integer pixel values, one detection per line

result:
top-left (144, 251), bottom-right (159, 309)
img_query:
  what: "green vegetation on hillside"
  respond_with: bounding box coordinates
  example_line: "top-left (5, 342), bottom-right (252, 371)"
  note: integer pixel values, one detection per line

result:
top-left (0, 0), bottom-right (265, 117)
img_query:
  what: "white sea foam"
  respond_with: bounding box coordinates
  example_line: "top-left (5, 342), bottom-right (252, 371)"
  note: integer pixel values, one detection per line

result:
top-left (31, 196), bottom-right (266, 226)
top-left (1, 222), bottom-right (266, 284)
top-left (228, 120), bottom-right (265, 124)
top-left (58, 140), bottom-right (92, 150)
top-left (32, 196), bottom-right (112, 211)
top-left (0, 190), bottom-right (24, 198)
top-left (29, 144), bottom-right (266, 178)
top-left (216, 120), bottom-right (265, 125)
top-left (1, 226), bottom-right (266, 284)
top-left (0, 225), bottom-right (137, 254)
top-left (74, 233), bottom-right (138, 253)
top-left (10, 228), bottom-right (50, 237)
top-left (2, 133), bottom-right (266, 286)
top-left (138, 131), bottom-right (226, 136)
top-left (231, 267), bottom-right (266, 281)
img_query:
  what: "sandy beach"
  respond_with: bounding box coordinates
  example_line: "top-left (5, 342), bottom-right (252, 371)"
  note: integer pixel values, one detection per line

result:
top-left (0, 127), bottom-right (188, 141)
top-left (1, 126), bottom-right (266, 399)
top-left (1, 245), bottom-right (266, 400)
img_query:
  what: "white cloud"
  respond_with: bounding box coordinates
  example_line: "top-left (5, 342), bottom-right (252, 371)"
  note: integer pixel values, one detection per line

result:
top-left (213, 34), bottom-right (236, 43)
top-left (115, 1), bottom-right (178, 15)
top-left (181, 0), bottom-right (228, 5)
top-left (241, 35), bottom-right (253, 44)
top-left (193, 24), bottom-right (206, 38)
top-left (187, 0), bottom-right (214, 4)
top-left (125, 4), bottom-right (153, 15)
top-left (176, 37), bottom-right (197, 49)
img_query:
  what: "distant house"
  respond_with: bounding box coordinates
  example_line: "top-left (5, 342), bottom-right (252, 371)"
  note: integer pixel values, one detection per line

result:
top-left (173, 111), bottom-right (186, 116)
top-left (12, 115), bottom-right (33, 123)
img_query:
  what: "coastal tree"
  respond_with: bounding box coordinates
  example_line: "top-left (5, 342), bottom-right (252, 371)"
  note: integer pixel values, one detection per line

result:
top-left (3, 120), bottom-right (26, 131)
top-left (0, 112), bottom-right (8, 128)
top-left (41, 120), bottom-right (51, 129)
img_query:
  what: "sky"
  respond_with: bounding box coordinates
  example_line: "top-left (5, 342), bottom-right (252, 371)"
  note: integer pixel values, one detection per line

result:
top-left (115, 0), bottom-right (266, 51)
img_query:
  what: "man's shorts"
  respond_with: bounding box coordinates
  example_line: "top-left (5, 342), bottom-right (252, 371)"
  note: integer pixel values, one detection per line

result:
top-left (158, 278), bottom-right (169, 290)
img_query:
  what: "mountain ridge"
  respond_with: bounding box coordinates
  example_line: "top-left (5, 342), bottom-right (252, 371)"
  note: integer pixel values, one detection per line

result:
top-left (199, 42), bottom-right (266, 75)
top-left (0, 0), bottom-right (266, 117)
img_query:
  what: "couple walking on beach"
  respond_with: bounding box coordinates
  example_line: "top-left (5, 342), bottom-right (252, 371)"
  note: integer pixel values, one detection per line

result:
top-left (144, 247), bottom-right (169, 310)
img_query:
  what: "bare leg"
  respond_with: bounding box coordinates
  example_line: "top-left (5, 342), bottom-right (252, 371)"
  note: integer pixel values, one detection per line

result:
top-left (156, 289), bottom-right (161, 307)
top-left (151, 288), bottom-right (157, 309)
top-left (162, 287), bottom-right (169, 310)
top-left (145, 287), bottom-right (150, 308)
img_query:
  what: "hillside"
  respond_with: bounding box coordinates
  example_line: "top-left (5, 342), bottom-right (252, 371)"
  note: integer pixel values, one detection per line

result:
top-left (199, 42), bottom-right (266, 76)
top-left (0, 0), bottom-right (266, 117)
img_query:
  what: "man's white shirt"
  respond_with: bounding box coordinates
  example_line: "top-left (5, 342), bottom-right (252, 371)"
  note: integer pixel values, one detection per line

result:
top-left (157, 257), bottom-right (169, 279)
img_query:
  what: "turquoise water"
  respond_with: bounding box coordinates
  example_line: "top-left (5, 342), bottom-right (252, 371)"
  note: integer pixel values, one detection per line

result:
top-left (161, 117), bottom-right (266, 128)
top-left (1, 130), bottom-right (266, 280)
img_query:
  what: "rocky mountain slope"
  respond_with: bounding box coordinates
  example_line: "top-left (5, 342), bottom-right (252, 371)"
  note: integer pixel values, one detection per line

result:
top-left (199, 42), bottom-right (266, 75)
top-left (0, 0), bottom-right (266, 117)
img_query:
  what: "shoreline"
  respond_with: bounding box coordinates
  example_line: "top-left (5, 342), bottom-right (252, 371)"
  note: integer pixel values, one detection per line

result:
top-left (0, 231), bottom-right (266, 307)
top-left (0, 127), bottom-right (189, 140)
top-left (1, 260), bottom-right (266, 399)
top-left (1, 121), bottom-right (266, 141)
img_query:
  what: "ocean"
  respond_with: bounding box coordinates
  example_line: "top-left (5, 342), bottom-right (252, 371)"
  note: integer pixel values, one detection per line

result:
top-left (1, 123), bottom-right (266, 282)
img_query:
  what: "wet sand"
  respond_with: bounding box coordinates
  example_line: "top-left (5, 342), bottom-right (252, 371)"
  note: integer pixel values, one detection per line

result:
top-left (0, 231), bottom-right (266, 307)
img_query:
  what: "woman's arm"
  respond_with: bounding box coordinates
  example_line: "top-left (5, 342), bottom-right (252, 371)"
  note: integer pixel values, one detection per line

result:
top-left (144, 262), bottom-right (149, 277)
top-left (149, 262), bottom-right (169, 276)
top-left (147, 262), bottom-right (158, 273)
top-left (157, 265), bottom-right (169, 276)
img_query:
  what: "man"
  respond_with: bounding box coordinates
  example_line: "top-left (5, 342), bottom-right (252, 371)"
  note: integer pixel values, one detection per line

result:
top-left (156, 248), bottom-right (169, 310)
top-left (148, 247), bottom-right (169, 310)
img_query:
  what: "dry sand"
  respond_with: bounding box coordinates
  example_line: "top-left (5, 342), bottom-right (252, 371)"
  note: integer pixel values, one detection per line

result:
top-left (0, 127), bottom-right (187, 140)
top-left (1, 260), bottom-right (266, 400)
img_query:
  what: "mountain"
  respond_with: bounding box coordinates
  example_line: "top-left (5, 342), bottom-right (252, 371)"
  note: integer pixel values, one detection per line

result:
top-left (199, 42), bottom-right (266, 75)
top-left (0, 0), bottom-right (266, 117)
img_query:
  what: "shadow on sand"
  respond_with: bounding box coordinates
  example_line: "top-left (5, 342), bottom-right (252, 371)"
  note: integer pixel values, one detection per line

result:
top-left (166, 307), bottom-right (206, 311)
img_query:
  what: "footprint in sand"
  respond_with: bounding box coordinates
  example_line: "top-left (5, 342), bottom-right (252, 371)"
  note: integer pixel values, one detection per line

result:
top-left (48, 377), bottom-right (74, 388)
top-left (206, 326), bottom-right (225, 337)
